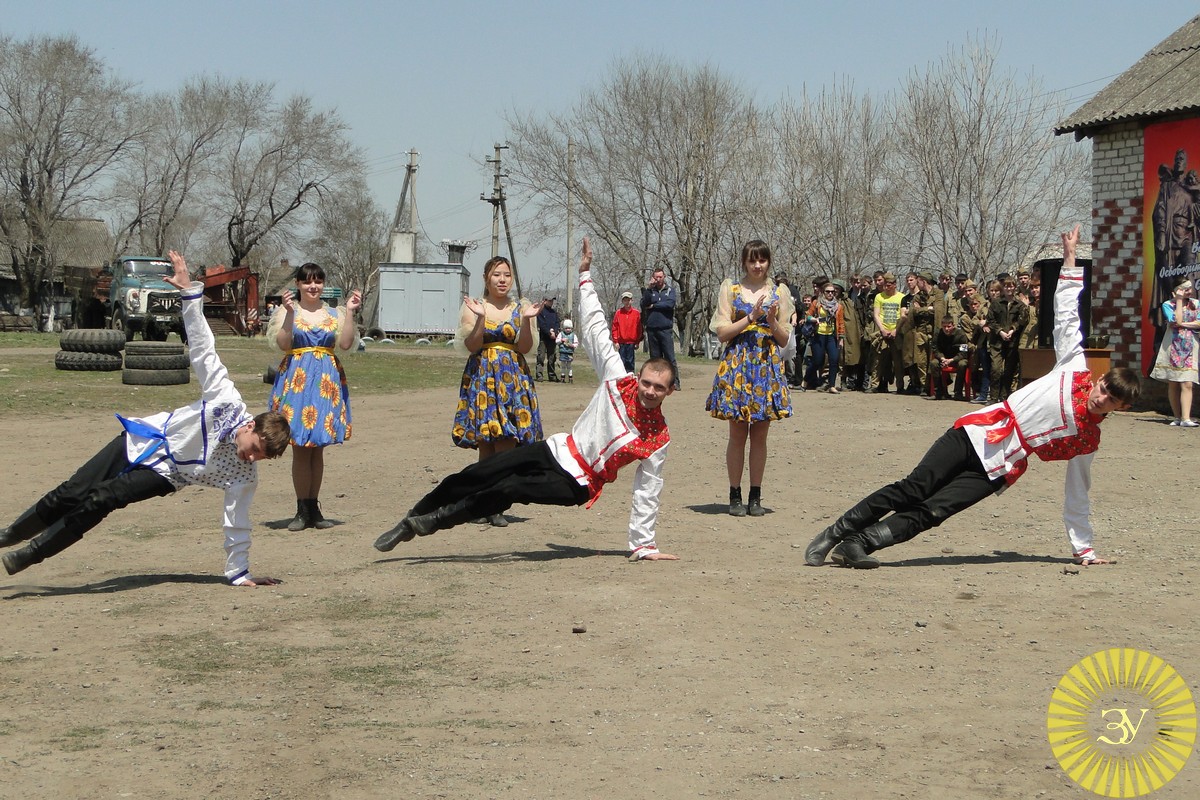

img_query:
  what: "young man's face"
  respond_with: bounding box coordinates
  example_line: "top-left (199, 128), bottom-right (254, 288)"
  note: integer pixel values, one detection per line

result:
top-left (636, 365), bottom-right (675, 410)
top-left (234, 423), bottom-right (272, 463)
top-left (1087, 379), bottom-right (1128, 416)
top-left (1002, 283), bottom-right (1016, 299)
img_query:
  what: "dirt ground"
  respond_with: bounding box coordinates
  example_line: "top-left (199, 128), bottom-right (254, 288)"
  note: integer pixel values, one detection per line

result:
top-left (1, 357), bottom-right (1197, 799)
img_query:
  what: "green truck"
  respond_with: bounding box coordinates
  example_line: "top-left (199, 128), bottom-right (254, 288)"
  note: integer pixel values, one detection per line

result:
top-left (65, 256), bottom-right (186, 342)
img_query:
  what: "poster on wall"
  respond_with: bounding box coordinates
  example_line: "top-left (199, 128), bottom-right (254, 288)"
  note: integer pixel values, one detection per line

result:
top-left (1144, 119), bottom-right (1200, 372)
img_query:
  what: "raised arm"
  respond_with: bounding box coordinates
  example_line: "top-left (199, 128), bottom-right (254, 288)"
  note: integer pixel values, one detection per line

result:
top-left (576, 237), bottom-right (626, 379)
top-left (1053, 224), bottom-right (1087, 370)
top-left (166, 251), bottom-right (239, 404)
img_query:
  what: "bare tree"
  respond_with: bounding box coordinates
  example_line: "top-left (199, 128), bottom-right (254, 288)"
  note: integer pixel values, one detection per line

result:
top-left (891, 36), bottom-right (1090, 280)
top-left (306, 173), bottom-right (389, 307)
top-left (214, 82), bottom-right (361, 268)
top-left (771, 81), bottom-right (899, 285)
top-left (0, 34), bottom-right (139, 318)
top-left (506, 55), bottom-right (768, 352)
top-left (109, 77), bottom-right (235, 258)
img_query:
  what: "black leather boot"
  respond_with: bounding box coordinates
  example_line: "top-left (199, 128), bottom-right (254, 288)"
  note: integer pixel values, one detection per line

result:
top-left (729, 487), bottom-right (746, 517)
top-left (307, 499), bottom-right (334, 530)
top-left (804, 500), bottom-right (874, 566)
top-left (374, 519), bottom-right (415, 551)
top-left (3, 541), bottom-right (42, 575)
top-left (287, 499), bottom-right (310, 532)
top-left (835, 520), bottom-right (898, 569)
top-left (0, 506), bottom-right (47, 547)
top-left (747, 486), bottom-right (765, 517)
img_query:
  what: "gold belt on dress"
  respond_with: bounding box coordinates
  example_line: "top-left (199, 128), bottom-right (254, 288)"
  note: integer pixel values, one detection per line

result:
top-left (289, 346), bottom-right (335, 356)
top-left (481, 342), bottom-right (518, 352)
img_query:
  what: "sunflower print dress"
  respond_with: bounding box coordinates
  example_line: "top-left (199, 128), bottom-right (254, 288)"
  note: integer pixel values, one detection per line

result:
top-left (452, 302), bottom-right (543, 448)
top-left (705, 281), bottom-right (793, 423)
top-left (269, 306), bottom-right (351, 447)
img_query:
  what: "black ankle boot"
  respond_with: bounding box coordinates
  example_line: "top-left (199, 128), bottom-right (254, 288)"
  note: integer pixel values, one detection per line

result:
top-left (835, 521), bottom-right (898, 569)
top-left (747, 486), bottom-right (765, 517)
top-left (3, 541), bottom-right (43, 575)
top-left (804, 501), bottom-right (875, 566)
top-left (0, 506), bottom-right (47, 547)
top-left (307, 499), bottom-right (334, 530)
top-left (729, 487), bottom-right (746, 517)
top-left (287, 499), bottom-right (310, 532)
top-left (374, 519), bottom-right (416, 551)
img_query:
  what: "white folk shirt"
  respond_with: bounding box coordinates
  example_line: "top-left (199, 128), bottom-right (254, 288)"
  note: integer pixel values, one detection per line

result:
top-left (954, 262), bottom-right (1104, 561)
top-left (545, 271), bottom-right (670, 559)
top-left (120, 281), bottom-right (260, 583)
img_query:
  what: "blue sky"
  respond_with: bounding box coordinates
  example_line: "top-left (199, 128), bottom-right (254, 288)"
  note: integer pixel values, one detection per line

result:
top-left (6, 1), bottom-right (1198, 289)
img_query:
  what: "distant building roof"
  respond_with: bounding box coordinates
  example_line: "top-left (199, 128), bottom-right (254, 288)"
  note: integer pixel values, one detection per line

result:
top-left (1056, 15), bottom-right (1200, 139)
top-left (0, 217), bottom-right (112, 281)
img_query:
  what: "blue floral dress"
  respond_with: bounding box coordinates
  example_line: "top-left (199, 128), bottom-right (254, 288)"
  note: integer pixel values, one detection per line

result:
top-left (452, 303), bottom-right (542, 448)
top-left (706, 286), bottom-right (792, 423)
top-left (269, 307), bottom-right (351, 447)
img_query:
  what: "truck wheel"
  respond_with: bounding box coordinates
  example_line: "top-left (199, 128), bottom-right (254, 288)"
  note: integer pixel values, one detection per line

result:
top-left (123, 353), bottom-right (190, 370)
top-left (54, 350), bottom-right (123, 371)
top-left (125, 341), bottom-right (185, 356)
top-left (111, 308), bottom-right (133, 341)
top-left (122, 368), bottom-right (191, 386)
top-left (60, 329), bottom-right (126, 354)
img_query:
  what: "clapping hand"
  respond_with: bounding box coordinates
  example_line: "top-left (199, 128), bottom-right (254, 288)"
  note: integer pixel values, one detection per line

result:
top-left (463, 295), bottom-right (486, 317)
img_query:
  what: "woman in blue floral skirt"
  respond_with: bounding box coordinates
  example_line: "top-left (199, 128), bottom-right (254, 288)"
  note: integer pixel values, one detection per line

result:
top-left (452, 255), bottom-right (543, 525)
top-left (705, 240), bottom-right (793, 517)
top-left (268, 263), bottom-right (361, 531)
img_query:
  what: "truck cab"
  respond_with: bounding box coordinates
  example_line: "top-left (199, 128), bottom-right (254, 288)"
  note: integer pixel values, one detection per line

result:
top-left (106, 256), bottom-right (185, 342)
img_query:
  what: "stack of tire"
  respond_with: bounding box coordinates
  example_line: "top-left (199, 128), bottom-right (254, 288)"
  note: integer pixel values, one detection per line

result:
top-left (122, 341), bottom-right (191, 386)
top-left (55, 330), bottom-right (125, 373)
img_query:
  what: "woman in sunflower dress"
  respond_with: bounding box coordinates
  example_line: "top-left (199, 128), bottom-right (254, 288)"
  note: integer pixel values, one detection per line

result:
top-left (452, 255), bottom-right (543, 526)
top-left (268, 263), bottom-right (361, 531)
top-left (705, 240), bottom-right (794, 517)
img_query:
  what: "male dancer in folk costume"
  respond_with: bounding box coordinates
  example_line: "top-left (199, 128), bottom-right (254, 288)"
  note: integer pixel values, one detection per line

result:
top-left (375, 237), bottom-right (679, 561)
top-left (804, 225), bottom-right (1141, 569)
top-left (1, 251), bottom-right (290, 585)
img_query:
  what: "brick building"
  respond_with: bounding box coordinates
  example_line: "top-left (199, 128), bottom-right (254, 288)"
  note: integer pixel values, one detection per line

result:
top-left (1055, 14), bottom-right (1200, 384)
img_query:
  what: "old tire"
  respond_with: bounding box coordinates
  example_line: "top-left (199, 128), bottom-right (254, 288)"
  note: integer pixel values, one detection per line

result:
top-left (60, 329), bottom-right (126, 354)
top-left (122, 367), bottom-right (190, 386)
top-left (123, 353), bottom-right (190, 371)
top-left (125, 341), bottom-right (185, 357)
top-left (54, 350), bottom-right (123, 371)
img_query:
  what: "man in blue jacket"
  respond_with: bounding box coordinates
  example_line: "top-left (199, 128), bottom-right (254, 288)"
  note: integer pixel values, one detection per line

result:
top-left (641, 267), bottom-right (680, 389)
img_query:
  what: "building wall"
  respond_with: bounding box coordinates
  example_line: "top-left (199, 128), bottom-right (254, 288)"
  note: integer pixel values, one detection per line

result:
top-left (1090, 121), bottom-right (1145, 370)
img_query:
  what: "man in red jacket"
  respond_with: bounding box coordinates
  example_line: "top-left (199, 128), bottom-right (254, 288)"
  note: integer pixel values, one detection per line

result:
top-left (611, 291), bottom-right (644, 374)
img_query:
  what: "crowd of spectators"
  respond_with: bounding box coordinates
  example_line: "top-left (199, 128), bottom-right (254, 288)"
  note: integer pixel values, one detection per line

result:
top-left (782, 267), bottom-right (1040, 403)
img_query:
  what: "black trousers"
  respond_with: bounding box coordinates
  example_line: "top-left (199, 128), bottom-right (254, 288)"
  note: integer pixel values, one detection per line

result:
top-left (30, 434), bottom-right (176, 560)
top-left (851, 427), bottom-right (1005, 543)
top-left (411, 442), bottom-right (590, 522)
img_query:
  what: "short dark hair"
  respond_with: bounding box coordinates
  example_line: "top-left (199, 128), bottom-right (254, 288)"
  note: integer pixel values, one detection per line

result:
top-left (295, 263), bottom-right (325, 284)
top-left (254, 411), bottom-right (292, 458)
top-left (740, 240), bottom-right (771, 268)
top-left (1102, 367), bottom-right (1142, 409)
top-left (639, 357), bottom-right (677, 386)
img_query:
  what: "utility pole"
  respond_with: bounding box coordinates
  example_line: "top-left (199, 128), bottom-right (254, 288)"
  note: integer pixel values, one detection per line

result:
top-left (481, 143), bottom-right (522, 298)
top-left (566, 138), bottom-right (574, 319)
